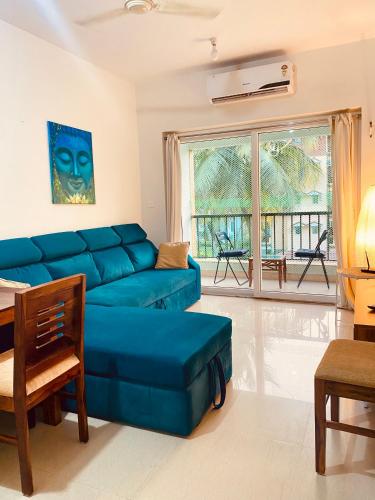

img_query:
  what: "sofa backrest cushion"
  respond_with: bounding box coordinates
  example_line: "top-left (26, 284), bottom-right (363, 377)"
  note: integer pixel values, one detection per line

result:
top-left (112, 224), bottom-right (147, 245)
top-left (0, 264), bottom-right (52, 287)
top-left (78, 227), bottom-right (121, 252)
top-left (0, 238), bottom-right (42, 269)
top-left (124, 240), bottom-right (157, 272)
top-left (92, 247), bottom-right (135, 284)
top-left (45, 252), bottom-right (101, 290)
top-left (32, 232), bottom-right (87, 260)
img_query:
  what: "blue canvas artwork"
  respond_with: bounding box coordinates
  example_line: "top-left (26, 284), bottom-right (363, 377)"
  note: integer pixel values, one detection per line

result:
top-left (47, 121), bottom-right (96, 204)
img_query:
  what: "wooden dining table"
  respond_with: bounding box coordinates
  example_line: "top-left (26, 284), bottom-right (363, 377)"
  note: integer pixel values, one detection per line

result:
top-left (0, 287), bottom-right (62, 425)
top-left (0, 287), bottom-right (16, 326)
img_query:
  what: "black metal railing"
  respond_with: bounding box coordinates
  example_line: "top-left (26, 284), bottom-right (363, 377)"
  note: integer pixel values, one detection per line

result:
top-left (191, 211), bottom-right (336, 261)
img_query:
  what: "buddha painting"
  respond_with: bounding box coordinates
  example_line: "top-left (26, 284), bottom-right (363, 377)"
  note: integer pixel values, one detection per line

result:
top-left (47, 121), bottom-right (96, 204)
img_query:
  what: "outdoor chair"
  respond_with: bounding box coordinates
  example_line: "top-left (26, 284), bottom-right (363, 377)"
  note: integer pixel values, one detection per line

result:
top-left (295, 229), bottom-right (330, 289)
top-left (214, 231), bottom-right (249, 286)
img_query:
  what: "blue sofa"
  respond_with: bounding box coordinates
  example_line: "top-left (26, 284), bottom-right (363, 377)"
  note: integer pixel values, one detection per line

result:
top-left (0, 224), bottom-right (232, 435)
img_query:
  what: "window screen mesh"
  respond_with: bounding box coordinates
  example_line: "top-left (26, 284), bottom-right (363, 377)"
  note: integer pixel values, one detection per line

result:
top-left (186, 126), bottom-right (334, 260)
top-left (189, 136), bottom-right (252, 257)
top-left (259, 126), bottom-right (334, 258)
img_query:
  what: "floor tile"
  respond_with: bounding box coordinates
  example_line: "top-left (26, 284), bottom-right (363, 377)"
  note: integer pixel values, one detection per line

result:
top-left (1, 294), bottom-right (372, 499)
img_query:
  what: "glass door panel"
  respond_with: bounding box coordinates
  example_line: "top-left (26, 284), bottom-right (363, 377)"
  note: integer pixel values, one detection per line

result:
top-left (181, 135), bottom-right (253, 291)
top-left (257, 125), bottom-right (336, 297)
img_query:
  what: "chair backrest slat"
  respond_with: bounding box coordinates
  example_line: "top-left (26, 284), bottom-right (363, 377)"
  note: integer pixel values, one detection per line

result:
top-left (13, 275), bottom-right (85, 393)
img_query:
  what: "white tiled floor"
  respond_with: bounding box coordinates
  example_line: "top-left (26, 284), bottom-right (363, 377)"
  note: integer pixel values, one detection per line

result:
top-left (1, 296), bottom-right (374, 499)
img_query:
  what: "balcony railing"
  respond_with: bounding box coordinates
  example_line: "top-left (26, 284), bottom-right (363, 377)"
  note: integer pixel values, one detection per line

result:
top-left (191, 211), bottom-right (336, 261)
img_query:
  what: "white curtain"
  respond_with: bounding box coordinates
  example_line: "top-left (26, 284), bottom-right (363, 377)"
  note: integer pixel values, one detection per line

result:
top-left (164, 133), bottom-right (182, 242)
top-left (331, 113), bottom-right (361, 308)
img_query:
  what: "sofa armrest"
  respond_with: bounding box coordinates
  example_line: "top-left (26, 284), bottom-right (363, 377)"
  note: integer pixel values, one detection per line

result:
top-left (188, 255), bottom-right (201, 300)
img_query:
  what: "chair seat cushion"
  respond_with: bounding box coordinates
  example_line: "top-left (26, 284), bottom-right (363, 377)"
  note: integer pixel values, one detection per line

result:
top-left (78, 227), bottom-right (121, 251)
top-left (124, 240), bottom-right (157, 271)
top-left (32, 232), bottom-right (87, 260)
top-left (86, 269), bottom-right (196, 307)
top-left (92, 247), bottom-right (135, 284)
top-left (0, 350), bottom-right (79, 398)
top-left (219, 249), bottom-right (248, 258)
top-left (0, 263), bottom-right (52, 287)
top-left (315, 339), bottom-right (375, 388)
top-left (0, 238), bottom-right (42, 269)
top-left (84, 305), bottom-right (232, 390)
top-left (295, 249), bottom-right (325, 258)
top-left (45, 253), bottom-right (101, 290)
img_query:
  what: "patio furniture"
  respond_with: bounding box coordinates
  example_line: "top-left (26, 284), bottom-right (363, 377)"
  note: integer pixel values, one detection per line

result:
top-left (314, 339), bottom-right (375, 475)
top-left (295, 229), bottom-right (330, 289)
top-left (214, 231), bottom-right (249, 286)
top-left (248, 254), bottom-right (287, 289)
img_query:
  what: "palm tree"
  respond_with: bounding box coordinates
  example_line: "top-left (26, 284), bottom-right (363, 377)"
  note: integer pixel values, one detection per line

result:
top-left (193, 139), bottom-right (323, 214)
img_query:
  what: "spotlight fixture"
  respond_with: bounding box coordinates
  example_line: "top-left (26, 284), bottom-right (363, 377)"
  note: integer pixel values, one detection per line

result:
top-left (210, 37), bottom-right (218, 61)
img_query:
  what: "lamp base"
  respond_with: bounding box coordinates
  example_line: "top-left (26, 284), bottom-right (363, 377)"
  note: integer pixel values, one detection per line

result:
top-left (361, 267), bottom-right (375, 274)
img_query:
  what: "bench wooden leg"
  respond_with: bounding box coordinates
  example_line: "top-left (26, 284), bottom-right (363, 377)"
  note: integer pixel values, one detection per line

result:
top-left (15, 405), bottom-right (33, 496)
top-left (42, 395), bottom-right (62, 426)
top-left (27, 409), bottom-right (36, 429)
top-left (76, 374), bottom-right (89, 443)
top-left (330, 395), bottom-right (339, 422)
top-left (315, 378), bottom-right (326, 475)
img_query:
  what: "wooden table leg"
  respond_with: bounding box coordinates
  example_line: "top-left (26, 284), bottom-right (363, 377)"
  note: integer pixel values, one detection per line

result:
top-left (278, 260), bottom-right (282, 289)
top-left (283, 257), bottom-right (287, 283)
top-left (27, 409), bottom-right (36, 429)
top-left (248, 258), bottom-right (253, 287)
top-left (42, 395), bottom-right (62, 426)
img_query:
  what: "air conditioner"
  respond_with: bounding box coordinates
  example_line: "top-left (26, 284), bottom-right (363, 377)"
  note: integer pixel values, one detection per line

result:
top-left (207, 61), bottom-right (295, 105)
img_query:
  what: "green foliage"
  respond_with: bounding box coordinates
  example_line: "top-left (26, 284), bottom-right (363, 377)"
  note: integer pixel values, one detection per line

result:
top-left (193, 139), bottom-right (323, 214)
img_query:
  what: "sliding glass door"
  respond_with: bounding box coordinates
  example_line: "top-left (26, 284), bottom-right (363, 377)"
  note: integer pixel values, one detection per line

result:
top-left (257, 125), bottom-right (336, 299)
top-left (180, 119), bottom-right (336, 302)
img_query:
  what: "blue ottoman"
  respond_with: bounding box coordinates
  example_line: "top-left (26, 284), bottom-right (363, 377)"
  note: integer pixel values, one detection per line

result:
top-left (66, 305), bottom-right (232, 436)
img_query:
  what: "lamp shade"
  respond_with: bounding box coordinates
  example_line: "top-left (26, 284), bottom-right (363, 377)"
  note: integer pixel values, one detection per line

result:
top-left (356, 185), bottom-right (375, 268)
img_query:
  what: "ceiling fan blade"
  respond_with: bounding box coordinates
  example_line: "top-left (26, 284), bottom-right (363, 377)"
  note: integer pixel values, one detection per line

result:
top-left (157, 1), bottom-right (221, 18)
top-left (76, 8), bottom-right (127, 27)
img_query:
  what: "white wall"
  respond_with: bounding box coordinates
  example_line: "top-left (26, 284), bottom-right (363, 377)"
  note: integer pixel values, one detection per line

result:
top-left (0, 20), bottom-right (141, 239)
top-left (136, 39), bottom-right (375, 244)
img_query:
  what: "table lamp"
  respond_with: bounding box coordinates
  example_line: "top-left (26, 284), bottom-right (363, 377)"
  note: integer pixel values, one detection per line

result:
top-left (356, 185), bottom-right (375, 273)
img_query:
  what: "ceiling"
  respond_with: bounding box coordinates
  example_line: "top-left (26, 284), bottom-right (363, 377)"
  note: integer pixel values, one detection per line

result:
top-left (1, 0), bottom-right (375, 82)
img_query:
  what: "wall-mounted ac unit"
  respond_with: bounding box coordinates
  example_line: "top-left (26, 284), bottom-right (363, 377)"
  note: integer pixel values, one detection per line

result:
top-left (207, 61), bottom-right (295, 105)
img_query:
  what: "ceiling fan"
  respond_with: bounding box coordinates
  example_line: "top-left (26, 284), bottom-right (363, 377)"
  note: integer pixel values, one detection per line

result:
top-left (76, 1), bottom-right (221, 26)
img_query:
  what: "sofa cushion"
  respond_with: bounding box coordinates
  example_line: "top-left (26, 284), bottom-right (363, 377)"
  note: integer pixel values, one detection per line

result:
top-left (112, 224), bottom-right (147, 244)
top-left (124, 240), bottom-right (157, 272)
top-left (86, 269), bottom-right (196, 307)
top-left (92, 247), bottom-right (135, 284)
top-left (78, 227), bottom-right (121, 252)
top-left (0, 264), bottom-right (52, 287)
top-left (155, 242), bottom-right (190, 270)
top-left (32, 232), bottom-right (87, 260)
top-left (45, 253), bottom-right (101, 290)
top-left (84, 305), bottom-right (232, 389)
top-left (0, 238), bottom-right (42, 269)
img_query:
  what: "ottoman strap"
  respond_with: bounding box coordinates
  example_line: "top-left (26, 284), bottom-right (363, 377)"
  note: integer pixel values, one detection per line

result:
top-left (209, 355), bottom-right (226, 410)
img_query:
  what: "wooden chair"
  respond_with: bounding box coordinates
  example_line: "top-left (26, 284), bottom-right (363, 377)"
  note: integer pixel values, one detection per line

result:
top-left (314, 339), bottom-right (375, 475)
top-left (0, 275), bottom-right (88, 496)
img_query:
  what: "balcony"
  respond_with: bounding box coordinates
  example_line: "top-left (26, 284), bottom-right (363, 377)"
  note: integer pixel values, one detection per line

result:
top-left (191, 211), bottom-right (337, 295)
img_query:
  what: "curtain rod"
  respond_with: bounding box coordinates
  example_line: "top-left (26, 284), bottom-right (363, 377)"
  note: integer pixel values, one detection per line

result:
top-left (163, 107), bottom-right (361, 140)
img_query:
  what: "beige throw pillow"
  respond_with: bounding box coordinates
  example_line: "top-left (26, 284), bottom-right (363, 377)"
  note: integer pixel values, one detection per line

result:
top-left (155, 242), bottom-right (190, 270)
